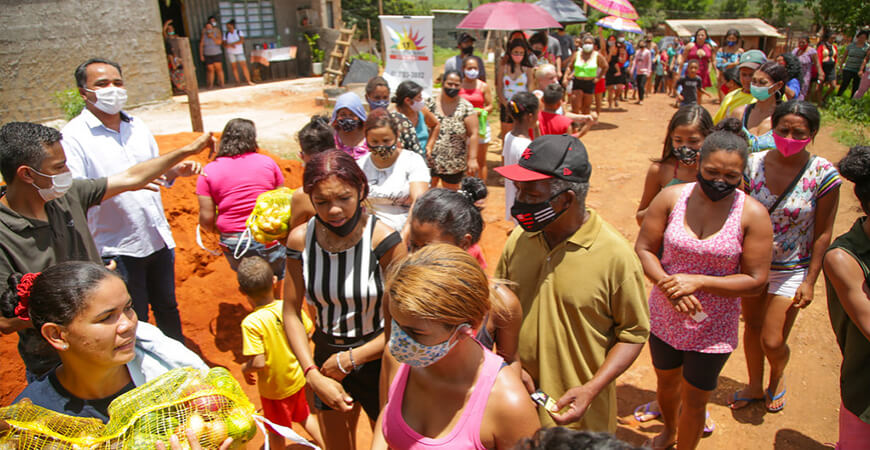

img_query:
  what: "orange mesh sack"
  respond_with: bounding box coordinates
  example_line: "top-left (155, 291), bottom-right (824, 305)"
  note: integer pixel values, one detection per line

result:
top-left (246, 187), bottom-right (294, 245)
top-left (0, 367), bottom-right (258, 449)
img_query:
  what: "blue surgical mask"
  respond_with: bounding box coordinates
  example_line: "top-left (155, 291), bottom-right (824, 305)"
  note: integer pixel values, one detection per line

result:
top-left (750, 84), bottom-right (774, 101)
top-left (389, 319), bottom-right (469, 368)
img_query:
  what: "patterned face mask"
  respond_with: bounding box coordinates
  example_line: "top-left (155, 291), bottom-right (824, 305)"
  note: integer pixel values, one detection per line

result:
top-left (388, 319), bottom-right (469, 368)
top-left (672, 145), bottom-right (699, 165)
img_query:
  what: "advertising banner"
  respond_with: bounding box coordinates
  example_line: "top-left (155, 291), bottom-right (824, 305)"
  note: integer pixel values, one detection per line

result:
top-left (379, 16), bottom-right (434, 97)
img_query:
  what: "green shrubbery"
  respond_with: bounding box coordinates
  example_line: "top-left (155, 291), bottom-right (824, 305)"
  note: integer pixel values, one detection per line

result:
top-left (822, 96), bottom-right (870, 146)
top-left (53, 89), bottom-right (85, 121)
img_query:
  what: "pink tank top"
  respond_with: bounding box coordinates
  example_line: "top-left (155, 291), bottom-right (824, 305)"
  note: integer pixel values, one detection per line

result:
top-left (460, 87), bottom-right (485, 109)
top-left (382, 347), bottom-right (503, 450)
top-left (649, 183), bottom-right (745, 353)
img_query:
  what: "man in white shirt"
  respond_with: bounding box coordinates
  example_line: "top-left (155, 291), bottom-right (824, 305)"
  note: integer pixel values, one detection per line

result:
top-left (62, 58), bottom-right (203, 342)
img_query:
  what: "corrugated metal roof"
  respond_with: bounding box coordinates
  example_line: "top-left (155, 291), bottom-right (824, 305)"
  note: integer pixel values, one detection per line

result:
top-left (431, 9), bottom-right (469, 14)
top-left (665, 18), bottom-right (784, 39)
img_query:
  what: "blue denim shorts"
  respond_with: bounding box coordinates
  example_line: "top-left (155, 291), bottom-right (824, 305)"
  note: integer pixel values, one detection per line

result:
top-left (219, 232), bottom-right (287, 280)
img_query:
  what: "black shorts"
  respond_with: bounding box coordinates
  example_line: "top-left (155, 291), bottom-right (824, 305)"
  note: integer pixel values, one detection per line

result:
top-left (648, 333), bottom-right (730, 391)
top-left (572, 79), bottom-right (596, 94)
top-left (204, 53), bottom-right (222, 65)
top-left (311, 330), bottom-right (382, 420)
top-left (431, 170), bottom-right (464, 185)
top-left (499, 103), bottom-right (515, 123)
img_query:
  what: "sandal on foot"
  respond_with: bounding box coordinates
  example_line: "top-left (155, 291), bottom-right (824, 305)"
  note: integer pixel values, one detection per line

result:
top-left (703, 411), bottom-right (715, 435)
top-left (633, 401), bottom-right (661, 422)
top-left (766, 387), bottom-right (786, 413)
top-left (729, 391), bottom-right (764, 410)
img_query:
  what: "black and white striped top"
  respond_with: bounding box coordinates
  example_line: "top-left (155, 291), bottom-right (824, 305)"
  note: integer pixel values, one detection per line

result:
top-left (300, 214), bottom-right (400, 338)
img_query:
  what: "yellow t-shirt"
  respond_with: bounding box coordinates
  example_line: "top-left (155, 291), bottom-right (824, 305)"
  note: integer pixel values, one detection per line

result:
top-left (241, 301), bottom-right (313, 400)
top-left (713, 89), bottom-right (755, 124)
top-left (495, 210), bottom-right (650, 432)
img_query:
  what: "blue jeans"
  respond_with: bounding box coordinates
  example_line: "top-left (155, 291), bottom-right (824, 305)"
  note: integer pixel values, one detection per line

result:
top-left (219, 232), bottom-right (287, 280)
top-left (103, 246), bottom-right (183, 342)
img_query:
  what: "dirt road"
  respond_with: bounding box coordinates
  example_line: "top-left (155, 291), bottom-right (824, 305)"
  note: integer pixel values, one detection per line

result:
top-left (1, 79), bottom-right (854, 449)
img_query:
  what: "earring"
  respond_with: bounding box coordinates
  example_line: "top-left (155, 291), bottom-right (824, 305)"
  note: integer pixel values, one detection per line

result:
top-left (60, 344), bottom-right (68, 350)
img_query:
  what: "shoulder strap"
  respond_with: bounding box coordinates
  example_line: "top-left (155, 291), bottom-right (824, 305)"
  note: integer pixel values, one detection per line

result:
top-left (768, 156), bottom-right (815, 213)
top-left (742, 103), bottom-right (754, 128)
top-left (373, 230), bottom-right (401, 260)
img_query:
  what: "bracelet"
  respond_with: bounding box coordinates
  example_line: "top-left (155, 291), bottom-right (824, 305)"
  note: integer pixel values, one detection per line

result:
top-left (303, 364), bottom-right (318, 377)
top-left (348, 348), bottom-right (358, 370)
top-left (336, 351), bottom-right (350, 375)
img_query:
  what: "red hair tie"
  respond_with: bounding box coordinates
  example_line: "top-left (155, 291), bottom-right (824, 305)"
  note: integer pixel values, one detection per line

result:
top-left (13, 272), bottom-right (40, 321)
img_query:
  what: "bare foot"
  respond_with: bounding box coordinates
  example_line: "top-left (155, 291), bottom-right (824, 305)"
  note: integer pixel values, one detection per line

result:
top-left (645, 430), bottom-right (677, 450)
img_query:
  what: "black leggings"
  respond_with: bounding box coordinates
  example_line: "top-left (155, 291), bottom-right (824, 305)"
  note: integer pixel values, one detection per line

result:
top-left (648, 333), bottom-right (730, 391)
top-left (636, 74), bottom-right (648, 101)
top-left (838, 70), bottom-right (861, 97)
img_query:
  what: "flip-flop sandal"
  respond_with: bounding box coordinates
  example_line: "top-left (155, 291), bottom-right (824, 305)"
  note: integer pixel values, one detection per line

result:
top-left (633, 401), bottom-right (661, 422)
top-left (703, 411), bottom-right (715, 435)
top-left (766, 387), bottom-right (786, 413)
top-left (729, 391), bottom-right (764, 410)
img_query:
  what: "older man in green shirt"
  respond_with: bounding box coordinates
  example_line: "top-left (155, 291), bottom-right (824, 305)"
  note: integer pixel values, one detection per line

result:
top-left (494, 134), bottom-right (650, 432)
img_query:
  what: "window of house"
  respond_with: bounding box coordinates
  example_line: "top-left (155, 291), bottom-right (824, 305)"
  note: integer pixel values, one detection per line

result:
top-left (219, 0), bottom-right (277, 38)
top-left (325, 1), bottom-right (335, 29)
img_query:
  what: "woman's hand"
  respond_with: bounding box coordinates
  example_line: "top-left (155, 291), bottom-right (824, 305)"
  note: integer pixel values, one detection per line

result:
top-left (668, 294), bottom-right (704, 316)
top-left (792, 281), bottom-right (814, 308)
top-left (466, 158), bottom-right (480, 177)
top-left (156, 429), bottom-right (233, 450)
top-left (309, 371), bottom-right (355, 412)
top-left (658, 273), bottom-right (703, 299)
top-left (320, 351), bottom-right (350, 381)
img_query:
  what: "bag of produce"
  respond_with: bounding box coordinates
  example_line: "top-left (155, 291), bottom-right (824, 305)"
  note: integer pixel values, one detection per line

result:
top-left (0, 367), bottom-right (257, 449)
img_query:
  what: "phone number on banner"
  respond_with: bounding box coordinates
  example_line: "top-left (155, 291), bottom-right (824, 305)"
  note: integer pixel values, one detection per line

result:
top-left (388, 71), bottom-right (426, 79)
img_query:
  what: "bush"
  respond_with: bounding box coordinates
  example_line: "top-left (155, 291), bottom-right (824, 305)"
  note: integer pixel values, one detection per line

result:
top-left (304, 33), bottom-right (324, 63)
top-left (822, 96), bottom-right (870, 146)
top-left (824, 95), bottom-right (870, 125)
top-left (53, 89), bottom-right (85, 121)
top-left (352, 52), bottom-right (382, 66)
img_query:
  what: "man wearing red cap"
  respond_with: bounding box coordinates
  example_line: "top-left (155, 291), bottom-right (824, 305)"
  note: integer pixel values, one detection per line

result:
top-left (494, 134), bottom-right (650, 432)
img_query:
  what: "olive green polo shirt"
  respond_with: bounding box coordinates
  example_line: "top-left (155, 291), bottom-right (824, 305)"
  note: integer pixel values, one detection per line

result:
top-left (495, 209), bottom-right (650, 432)
top-left (0, 178), bottom-right (107, 376)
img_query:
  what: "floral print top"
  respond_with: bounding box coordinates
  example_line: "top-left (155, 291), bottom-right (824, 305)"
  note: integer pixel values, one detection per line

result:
top-left (650, 183), bottom-right (745, 353)
top-left (425, 96), bottom-right (474, 175)
top-left (744, 151), bottom-right (841, 270)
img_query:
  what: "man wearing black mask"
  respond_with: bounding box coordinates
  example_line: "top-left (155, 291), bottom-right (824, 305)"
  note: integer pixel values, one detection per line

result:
top-left (494, 134), bottom-right (649, 432)
top-left (444, 32), bottom-right (487, 82)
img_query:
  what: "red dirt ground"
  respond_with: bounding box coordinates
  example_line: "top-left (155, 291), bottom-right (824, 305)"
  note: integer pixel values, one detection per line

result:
top-left (1, 89), bottom-right (854, 449)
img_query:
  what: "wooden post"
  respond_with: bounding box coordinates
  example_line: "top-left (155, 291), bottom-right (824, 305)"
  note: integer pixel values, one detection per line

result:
top-left (173, 37), bottom-right (204, 132)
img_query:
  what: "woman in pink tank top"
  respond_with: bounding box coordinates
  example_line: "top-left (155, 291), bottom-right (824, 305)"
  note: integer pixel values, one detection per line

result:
top-left (372, 244), bottom-right (539, 450)
top-left (635, 130), bottom-right (773, 450)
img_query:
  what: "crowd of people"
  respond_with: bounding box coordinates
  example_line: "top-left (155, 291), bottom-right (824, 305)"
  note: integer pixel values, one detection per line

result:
top-left (0, 24), bottom-right (869, 450)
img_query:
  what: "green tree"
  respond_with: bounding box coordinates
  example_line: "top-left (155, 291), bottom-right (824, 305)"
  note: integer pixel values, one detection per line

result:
top-left (717, 0), bottom-right (748, 18)
top-left (341, 0), bottom-right (424, 42)
top-left (755, 0), bottom-right (800, 27)
top-left (809, 0), bottom-right (870, 35)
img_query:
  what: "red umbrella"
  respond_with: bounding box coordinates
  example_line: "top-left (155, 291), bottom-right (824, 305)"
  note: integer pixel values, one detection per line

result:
top-left (457, 1), bottom-right (562, 30)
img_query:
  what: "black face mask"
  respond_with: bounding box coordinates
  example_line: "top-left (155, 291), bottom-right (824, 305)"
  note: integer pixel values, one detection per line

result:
top-left (443, 87), bottom-right (460, 98)
top-left (315, 202), bottom-right (363, 236)
top-left (672, 146), bottom-right (699, 165)
top-left (696, 173), bottom-right (738, 202)
top-left (510, 190), bottom-right (568, 232)
top-left (461, 46), bottom-right (474, 55)
top-left (337, 118), bottom-right (360, 132)
top-left (533, 49), bottom-right (543, 57)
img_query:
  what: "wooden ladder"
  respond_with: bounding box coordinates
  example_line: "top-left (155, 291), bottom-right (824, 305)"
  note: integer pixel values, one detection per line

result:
top-left (324, 23), bottom-right (357, 85)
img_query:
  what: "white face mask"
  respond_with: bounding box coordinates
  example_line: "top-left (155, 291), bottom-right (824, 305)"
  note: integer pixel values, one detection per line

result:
top-left (86, 86), bottom-right (127, 115)
top-left (464, 68), bottom-right (479, 80)
top-left (582, 44), bottom-right (594, 53)
top-left (29, 168), bottom-right (73, 201)
top-left (410, 99), bottom-right (425, 112)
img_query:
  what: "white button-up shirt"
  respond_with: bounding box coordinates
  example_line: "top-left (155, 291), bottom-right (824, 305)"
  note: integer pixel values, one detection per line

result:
top-left (62, 109), bottom-right (175, 258)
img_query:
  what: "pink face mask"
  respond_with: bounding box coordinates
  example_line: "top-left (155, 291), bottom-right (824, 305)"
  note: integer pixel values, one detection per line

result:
top-left (511, 54), bottom-right (524, 64)
top-left (773, 132), bottom-right (810, 157)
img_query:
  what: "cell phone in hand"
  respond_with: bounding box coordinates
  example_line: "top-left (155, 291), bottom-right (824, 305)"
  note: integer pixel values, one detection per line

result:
top-left (531, 389), bottom-right (559, 412)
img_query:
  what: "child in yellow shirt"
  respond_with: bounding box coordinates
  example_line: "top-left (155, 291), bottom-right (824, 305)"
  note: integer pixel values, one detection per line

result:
top-left (238, 256), bottom-right (323, 449)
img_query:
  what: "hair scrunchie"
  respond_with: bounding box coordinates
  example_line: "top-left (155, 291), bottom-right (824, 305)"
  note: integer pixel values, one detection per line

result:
top-left (13, 272), bottom-right (40, 321)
